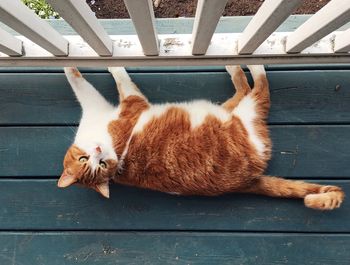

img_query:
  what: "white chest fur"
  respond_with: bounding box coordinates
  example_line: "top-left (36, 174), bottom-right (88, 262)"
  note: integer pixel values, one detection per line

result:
top-left (75, 108), bottom-right (120, 160)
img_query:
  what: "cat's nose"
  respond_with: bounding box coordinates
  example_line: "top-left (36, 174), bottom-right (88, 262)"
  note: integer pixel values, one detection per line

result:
top-left (95, 146), bottom-right (102, 154)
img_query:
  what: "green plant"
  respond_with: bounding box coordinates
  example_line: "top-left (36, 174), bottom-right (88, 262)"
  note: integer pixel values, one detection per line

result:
top-left (22, 0), bottom-right (60, 19)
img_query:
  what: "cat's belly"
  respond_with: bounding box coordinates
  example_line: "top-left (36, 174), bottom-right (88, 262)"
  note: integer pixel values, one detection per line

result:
top-left (131, 98), bottom-right (267, 159)
top-left (117, 100), bottom-right (268, 195)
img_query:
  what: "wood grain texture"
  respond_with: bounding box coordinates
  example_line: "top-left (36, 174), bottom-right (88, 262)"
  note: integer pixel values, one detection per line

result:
top-left (0, 232), bottom-right (349, 265)
top-left (0, 179), bottom-right (348, 231)
top-left (1, 70), bottom-right (350, 125)
top-left (1, 125), bottom-right (350, 177)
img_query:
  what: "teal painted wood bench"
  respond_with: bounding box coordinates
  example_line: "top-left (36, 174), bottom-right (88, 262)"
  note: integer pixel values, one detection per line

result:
top-left (1, 17), bottom-right (350, 264)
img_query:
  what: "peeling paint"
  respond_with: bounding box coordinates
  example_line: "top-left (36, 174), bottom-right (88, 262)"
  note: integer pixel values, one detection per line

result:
top-left (163, 38), bottom-right (184, 48)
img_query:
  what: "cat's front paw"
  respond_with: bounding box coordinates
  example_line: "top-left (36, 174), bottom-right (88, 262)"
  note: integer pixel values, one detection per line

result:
top-left (64, 67), bottom-right (82, 78)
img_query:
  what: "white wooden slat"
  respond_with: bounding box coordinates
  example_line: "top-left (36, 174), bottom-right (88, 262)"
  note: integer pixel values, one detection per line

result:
top-left (0, 0), bottom-right (68, 56)
top-left (286, 0), bottom-right (350, 53)
top-left (191, 0), bottom-right (228, 55)
top-left (334, 28), bottom-right (350, 53)
top-left (238, 0), bottom-right (302, 54)
top-left (0, 27), bottom-right (22, 56)
top-left (123, 0), bottom-right (159, 56)
top-left (46, 0), bottom-right (113, 56)
top-left (1, 32), bottom-right (350, 66)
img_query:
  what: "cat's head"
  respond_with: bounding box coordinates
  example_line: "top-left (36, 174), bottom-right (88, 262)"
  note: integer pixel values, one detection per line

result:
top-left (57, 144), bottom-right (118, 198)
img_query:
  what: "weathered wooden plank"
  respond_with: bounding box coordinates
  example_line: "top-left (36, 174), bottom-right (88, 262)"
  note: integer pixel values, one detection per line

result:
top-left (0, 15), bottom-right (349, 66)
top-left (286, 0), bottom-right (350, 53)
top-left (191, 0), bottom-right (228, 55)
top-left (334, 28), bottom-right (350, 52)
top-left (238, 0), bottom-right (301, 54)
top-left (0, 232), bottom-right (350, 265)
top-left (0, 27), bottom-right (22, 56)
top-left (1, 32), bottom-right (350, 66)
top-left (1, 70), bottom-right (350, 125)
top-left (1, 126), bottom-right (350, 178)
top-left (46, 0), bottom-right (113, 56)
top-left (123, 0), bottom-right (159, 55)
top-left (0, 0), bottom-right (68, 56)
top-left (0, 179), bottom-right (348, 231)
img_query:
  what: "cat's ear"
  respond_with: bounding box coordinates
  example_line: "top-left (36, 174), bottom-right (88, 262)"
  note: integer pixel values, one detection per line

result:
top-left (57, 173), bottom-right (77, 188)
top-left (95, 182), bottom-right (110, 198)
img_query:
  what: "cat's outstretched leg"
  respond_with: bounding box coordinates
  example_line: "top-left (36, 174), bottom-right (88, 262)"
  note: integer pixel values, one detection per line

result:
top-left (247, 65), bottom-right (270, 120)
top-left (243, 175), bottom-right (344, 210)
top-left (64, 67), bottom-right (113, 112)
top-left (222, 65), bottom-right (251, 111)
top-left (108, 67), bottom-right (146, 102)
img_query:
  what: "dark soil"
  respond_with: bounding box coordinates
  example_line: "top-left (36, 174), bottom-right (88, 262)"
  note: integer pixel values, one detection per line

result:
top-left (86, 0), bottom-right (331, 19)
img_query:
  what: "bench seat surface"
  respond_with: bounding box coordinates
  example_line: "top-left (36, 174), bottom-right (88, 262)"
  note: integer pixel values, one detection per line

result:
top-left (0, 17), bottom-right (350, 264)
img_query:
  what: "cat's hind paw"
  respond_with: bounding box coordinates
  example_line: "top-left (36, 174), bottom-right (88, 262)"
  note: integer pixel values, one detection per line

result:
top-left (304, 186), bottom-right (344, 210)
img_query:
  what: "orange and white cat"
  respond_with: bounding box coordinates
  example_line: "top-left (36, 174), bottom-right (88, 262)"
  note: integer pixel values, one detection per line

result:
top-left (58, 65), bottom-right (344, 210)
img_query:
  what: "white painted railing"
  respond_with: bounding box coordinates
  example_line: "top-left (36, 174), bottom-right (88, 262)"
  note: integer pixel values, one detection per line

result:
top-left (0, 0), bottom-right (349, 66)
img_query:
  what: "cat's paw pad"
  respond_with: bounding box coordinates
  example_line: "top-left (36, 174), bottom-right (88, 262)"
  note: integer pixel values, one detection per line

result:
top-left (225, 65), bottom-right (241, 76)
top-left (64, 67), bottom-right (81, 78)
top-left (304, 190), bottom-right (344, 210)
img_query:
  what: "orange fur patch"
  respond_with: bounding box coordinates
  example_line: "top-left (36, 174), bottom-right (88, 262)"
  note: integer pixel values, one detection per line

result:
top-left (113, 105), bottom-right (266, 196)
top-left (108, 95), bottom-right (150, 155)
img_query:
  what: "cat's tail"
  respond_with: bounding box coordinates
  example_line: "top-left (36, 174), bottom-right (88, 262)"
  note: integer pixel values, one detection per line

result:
top-left (243, 175), bottom-right (344, 210)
